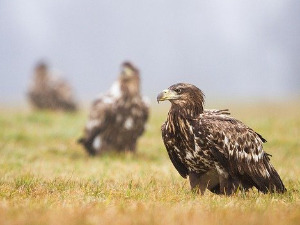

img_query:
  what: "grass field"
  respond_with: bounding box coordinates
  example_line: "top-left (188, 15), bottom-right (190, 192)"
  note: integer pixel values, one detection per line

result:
top-left (0, 102), bottom-right (300, 225)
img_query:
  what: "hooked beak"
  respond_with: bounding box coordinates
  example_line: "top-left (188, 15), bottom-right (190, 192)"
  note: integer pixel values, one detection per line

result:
top-left (157, 89), bottom-right (178, 103)
top-left (122, 67), bottom-right (134, 78)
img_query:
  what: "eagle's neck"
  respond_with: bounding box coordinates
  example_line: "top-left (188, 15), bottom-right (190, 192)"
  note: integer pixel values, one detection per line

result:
top-left (170, 102), bottom-right (203, 119)
top-left (120, 75), bottom-right (140, 98)
top-left (167, 104), bottom-right (202, 134)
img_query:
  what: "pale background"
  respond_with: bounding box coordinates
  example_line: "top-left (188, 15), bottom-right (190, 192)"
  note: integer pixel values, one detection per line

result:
top-left (0, 0), bottom-right (299, 104)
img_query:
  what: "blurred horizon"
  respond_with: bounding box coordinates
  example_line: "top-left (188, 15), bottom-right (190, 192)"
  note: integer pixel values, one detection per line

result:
top-left (0, 0), bottom-right (299, 104)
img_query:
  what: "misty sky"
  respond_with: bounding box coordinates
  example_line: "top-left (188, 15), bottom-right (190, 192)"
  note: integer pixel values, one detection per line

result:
top-left (0, 0), bottom-right (299, 104)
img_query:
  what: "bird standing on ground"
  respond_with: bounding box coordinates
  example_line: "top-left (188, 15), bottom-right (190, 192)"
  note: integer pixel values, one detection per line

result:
top-left (157, 83), bottom-right (285, 195)
top-left (28, 62), bottom-right (77, 111)
top-left (78, 62), bottom-right (149, 155)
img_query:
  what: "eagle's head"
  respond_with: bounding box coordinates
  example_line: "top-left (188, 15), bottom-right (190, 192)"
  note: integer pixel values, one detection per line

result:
top-left (34, 62), bottom-right (48, 82)
top-left (157, 83), bottom-right (205, 114)
top-left (121, 61), bottom-right (139, 78)
top-left (119, 61), bottom-right (140, 97)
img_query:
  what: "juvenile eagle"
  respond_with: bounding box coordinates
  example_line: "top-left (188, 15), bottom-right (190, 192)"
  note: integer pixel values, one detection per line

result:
top-left (28, 62), bottom-right (77, 111)
top-left (157, 83), bottom-right (285, 195)
top-left (78, 62), bottom-right (149, 155)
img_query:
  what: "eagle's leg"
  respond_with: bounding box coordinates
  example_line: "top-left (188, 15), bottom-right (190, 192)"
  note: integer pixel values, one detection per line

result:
top-left (189, 170), bottom-right (220, 195)
top-left (128, 142), bottom-right (137, 152)
top-left (203, 169), bottom-right (221, 194)
top-left (219, 175), bottom-right (239, 195)
top-left (189, 171), bottom-right (206, 194)
top-left (215, 164), bottom-right (238, 195)
top-left (122, 142), bottom-right (136, 153)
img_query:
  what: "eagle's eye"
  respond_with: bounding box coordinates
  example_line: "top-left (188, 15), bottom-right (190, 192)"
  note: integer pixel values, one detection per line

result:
top-left (174, 88), bottom-right (182, 94)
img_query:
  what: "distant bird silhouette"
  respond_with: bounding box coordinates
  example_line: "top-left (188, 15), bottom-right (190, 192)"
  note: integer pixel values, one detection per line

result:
top-left (78, 61), bottom-right (149, 155)
top-left (27, 62), bottom-right (77, 111)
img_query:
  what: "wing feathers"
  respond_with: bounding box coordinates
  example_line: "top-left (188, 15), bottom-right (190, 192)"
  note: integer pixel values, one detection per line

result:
top-left (200, 114), bottom-right (285, 193)
top-left (162, 123), bottom-right (188, 178)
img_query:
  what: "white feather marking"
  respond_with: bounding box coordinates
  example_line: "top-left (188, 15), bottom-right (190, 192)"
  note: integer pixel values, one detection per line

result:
top-left (93, 136), bottom-right (102, 150)
top-left (264, 169), bottom-right (270, 178)
top-left (142, 96), bottom-right (151, 106)
top-left (253, 154), bottom-right (259, 162)
top-left (109, 81), bottom-right (121, 98)
top-left (186, 152), bottom-right (193, 160)
top-left (188, 122), bottom-right (193, 133)
top-left (233, 142), bottom-right (239, 156)
top-left (215, 163), bottom-right (229, 178)
top-left (86, 120), bottom-right (100, 130)
top-left (195, 143), bottom-right (201, 154)
top-left (246, 153), bottom-right (252, 163)
top-left (102, 96), bottom-right (114, 104)
top-left (124, 117), bottom-right (134, 130)
top-left (224, 136), bottom-right (229, 146)
top-left (174, 146), bottom-right (181, 154)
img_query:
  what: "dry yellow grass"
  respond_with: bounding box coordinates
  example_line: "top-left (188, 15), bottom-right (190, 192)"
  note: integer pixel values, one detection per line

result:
top-left (0, 102), bottom-right (299, 225)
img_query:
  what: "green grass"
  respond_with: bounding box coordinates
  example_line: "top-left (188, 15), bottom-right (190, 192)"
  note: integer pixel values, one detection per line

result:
top-left (0, 103), bottom-right (300, 225)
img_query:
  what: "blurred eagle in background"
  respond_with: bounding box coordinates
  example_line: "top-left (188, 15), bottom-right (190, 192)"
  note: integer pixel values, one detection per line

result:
top-left (157, 83), bottom-right (285, 195)
top-left (78, 61), bottom-right (149, 155)
top-left (27, 62), bottom-right (77, 111)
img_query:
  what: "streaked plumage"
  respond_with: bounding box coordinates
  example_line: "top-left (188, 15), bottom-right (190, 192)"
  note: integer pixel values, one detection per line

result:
top-left (28, 62), bottom-right (77, 111)
top-left (157, 83), bottom-right (285, 195)
top-left (78, 62), bottom-right (149, 155)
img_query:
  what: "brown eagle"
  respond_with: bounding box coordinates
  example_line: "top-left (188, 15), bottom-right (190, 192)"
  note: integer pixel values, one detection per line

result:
top-left (28, 62), bottom-right (77, 111)
top-left (157, 83), bottom-right (286, 195)
top-left (78, 62), bottom-right (149, 155)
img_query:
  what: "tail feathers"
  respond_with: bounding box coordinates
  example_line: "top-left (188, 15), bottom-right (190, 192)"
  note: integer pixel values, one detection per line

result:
top-left (265, 162), bottom-right (286, 193)
top-left (77, 137), bottom-right (97, 156)
top-left (256, 158), bottom-right (286, 193)
top-left (255, 132), bottom-right (267, 143)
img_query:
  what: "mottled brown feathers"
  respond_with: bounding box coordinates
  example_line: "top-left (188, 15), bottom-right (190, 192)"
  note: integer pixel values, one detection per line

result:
top-left (78, 62), bottom-right (149, 155)
top-left (27, 62), bottom-right (77, 111)
top-left (159, 83), bottom-right (285, 194)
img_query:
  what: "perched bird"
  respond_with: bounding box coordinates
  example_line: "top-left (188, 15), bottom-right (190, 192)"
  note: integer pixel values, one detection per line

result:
top-left (28, 62), bottom-right (77, 111)
top-left (157, 83), bottom-right (286, 195)
top-left (78, 62), bottom-right (149, 155)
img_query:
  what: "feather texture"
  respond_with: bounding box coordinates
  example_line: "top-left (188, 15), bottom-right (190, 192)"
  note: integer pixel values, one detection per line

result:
top-left (28, 62), bottom-right (77, 111)
top-left (79, 62), bottom-right (149, 155)
top-left (158, 83), bottom-right (285, 194)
